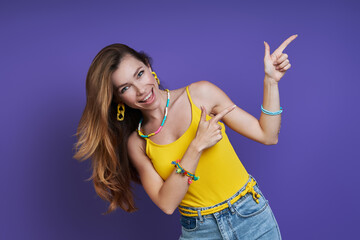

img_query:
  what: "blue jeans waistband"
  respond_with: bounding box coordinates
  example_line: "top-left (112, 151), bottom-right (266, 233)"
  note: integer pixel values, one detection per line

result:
top-left (178, 174), bottom-right (259, 218)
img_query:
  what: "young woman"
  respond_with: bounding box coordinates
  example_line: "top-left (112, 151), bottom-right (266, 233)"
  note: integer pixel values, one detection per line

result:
top-left (74, 35), bottom-right (297, 239)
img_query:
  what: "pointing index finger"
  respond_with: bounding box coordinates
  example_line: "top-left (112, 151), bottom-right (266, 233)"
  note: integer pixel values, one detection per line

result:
top-left (275, 34), bottom-right (298, 54)
top-left (211, 105), bottom-right (236, 123)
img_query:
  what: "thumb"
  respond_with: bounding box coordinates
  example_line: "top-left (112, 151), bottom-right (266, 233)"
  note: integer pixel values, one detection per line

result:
top-left (200, 105), bottom-right (207, 122)
top-left (264, 41), bottom-right (270, 58)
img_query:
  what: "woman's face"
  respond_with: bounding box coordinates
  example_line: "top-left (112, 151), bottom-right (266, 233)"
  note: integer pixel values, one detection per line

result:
top-left (111, 54), bottom-right (161, 111)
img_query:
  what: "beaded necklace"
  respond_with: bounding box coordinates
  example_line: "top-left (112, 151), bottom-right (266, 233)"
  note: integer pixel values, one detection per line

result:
top-left (137, 89), bottom-right (170, 138)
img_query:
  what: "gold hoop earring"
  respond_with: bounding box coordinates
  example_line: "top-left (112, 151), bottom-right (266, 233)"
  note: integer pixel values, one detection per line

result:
top-left (117, 103), bottom-right (125, 121)
top-left (151, 71), bottom-right (160, 85)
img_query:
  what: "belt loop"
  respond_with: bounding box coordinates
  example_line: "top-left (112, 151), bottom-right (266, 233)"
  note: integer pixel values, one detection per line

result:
top-left (227, 200), bottom-right (235, 214)
top-left (197, 209), bottom-right (203, 222)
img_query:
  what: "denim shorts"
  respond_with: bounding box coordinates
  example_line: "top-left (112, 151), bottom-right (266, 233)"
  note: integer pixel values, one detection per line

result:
top-left (178, 174), bottom-right (281, 240)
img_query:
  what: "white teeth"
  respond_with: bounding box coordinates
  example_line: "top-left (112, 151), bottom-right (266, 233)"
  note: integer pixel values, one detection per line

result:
top-left (143, 90), bottom-right (152, 101)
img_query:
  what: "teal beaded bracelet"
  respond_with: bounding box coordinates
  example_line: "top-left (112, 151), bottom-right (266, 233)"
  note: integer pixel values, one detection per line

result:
top-left (171, 160), bottom-right (200, 184)
top-left (261, 105), bottom-right (283, 115)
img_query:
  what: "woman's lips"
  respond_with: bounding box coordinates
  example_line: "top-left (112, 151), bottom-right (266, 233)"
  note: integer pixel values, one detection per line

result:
top-left (140, 88), bottom-right (155, 104)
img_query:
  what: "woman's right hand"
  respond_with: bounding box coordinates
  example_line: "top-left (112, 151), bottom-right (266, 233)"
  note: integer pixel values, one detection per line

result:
top-left (194, 105), bottom-right (236, 151)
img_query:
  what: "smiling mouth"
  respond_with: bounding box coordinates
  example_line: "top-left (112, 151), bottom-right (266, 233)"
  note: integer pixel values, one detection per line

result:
top-left (139, 88), bottom-right (154, 103)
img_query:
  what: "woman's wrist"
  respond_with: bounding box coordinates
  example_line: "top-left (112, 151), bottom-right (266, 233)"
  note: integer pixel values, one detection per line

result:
top-left (191, 138), bottom-right (204, 153)
top-left (264, 75), bottom-right (279, 85)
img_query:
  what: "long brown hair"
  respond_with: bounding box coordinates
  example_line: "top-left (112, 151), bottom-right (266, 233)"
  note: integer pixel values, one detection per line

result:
top-left (73, 44), bottom-right (155, 214)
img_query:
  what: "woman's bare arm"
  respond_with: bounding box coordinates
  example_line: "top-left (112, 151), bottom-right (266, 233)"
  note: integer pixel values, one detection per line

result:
top-left (189, 80), bottom-right (276, 145)
top-left (190, 36), bottom-right (296, 145)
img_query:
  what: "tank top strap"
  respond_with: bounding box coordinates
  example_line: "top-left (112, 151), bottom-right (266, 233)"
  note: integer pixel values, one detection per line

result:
top-left (185, 85), bottom-right (205, 120)
top-left (185, 85), bottom-right (195, 108)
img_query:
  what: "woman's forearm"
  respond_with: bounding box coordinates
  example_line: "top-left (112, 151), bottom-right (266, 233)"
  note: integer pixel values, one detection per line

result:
top-left (157, 139), bottom-right (203, 214)
top-left (259, 76), bottom-right (281, 145)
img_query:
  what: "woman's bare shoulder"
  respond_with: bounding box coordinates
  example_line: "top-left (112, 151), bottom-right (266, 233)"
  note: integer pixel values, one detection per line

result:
top-left (187, 81), bottom-right (221, 114)
top-left (128, 130), bottom-right (146, 157)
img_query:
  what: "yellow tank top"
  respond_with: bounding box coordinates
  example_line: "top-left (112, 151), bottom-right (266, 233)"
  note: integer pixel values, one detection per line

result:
top-left (145, 86), bottom-right (249, 209)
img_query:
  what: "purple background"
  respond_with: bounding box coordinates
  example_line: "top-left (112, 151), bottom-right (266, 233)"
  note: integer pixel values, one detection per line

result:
top-left (1, 0), bottom-right (359, 239)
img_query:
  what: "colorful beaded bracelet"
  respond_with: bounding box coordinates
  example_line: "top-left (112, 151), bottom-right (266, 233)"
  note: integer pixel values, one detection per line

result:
top-left (171, 160), bottom-right (200, 184)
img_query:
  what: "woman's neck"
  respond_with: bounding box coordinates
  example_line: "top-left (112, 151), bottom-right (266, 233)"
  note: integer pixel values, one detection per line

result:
top-left (141, 89), bottom-right (169, 125)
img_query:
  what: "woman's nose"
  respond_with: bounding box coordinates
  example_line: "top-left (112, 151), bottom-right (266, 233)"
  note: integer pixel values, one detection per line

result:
top-left (134, 83), bottom-right (146, 95)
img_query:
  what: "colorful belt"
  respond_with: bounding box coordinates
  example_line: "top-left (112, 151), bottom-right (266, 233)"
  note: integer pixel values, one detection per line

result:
top-left (178, 178), bottom-right (261, 217)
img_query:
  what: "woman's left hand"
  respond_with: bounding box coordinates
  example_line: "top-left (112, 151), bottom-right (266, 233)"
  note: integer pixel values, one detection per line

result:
top-left (264, 34), bottom-right (298, 83)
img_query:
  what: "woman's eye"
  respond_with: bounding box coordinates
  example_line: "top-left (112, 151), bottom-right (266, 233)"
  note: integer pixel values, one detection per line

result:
top-left (137, 70), bottom-right (144, 78)
top-left (120, 86), bottom-right (129, 94)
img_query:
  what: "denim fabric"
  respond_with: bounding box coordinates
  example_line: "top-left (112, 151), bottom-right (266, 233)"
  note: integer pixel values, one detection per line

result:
top-left (179, 174), bottom-right (281, 240)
